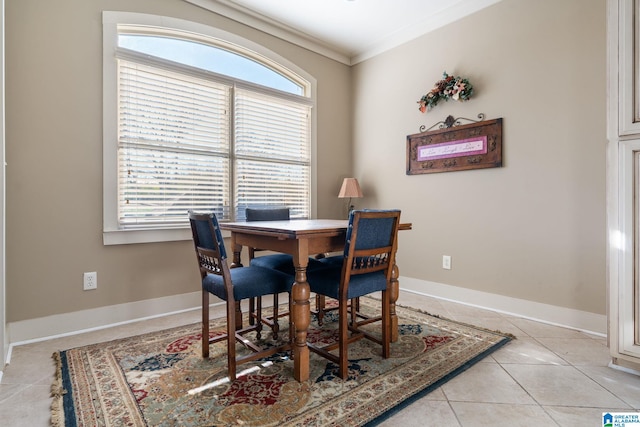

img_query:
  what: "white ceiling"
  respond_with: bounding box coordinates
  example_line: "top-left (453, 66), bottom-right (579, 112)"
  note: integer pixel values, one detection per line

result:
top-left (186, 0), bottom-right (503, 64)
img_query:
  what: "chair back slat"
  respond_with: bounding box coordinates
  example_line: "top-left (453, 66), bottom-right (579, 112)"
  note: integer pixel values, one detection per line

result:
top-left (351, 251), bottom-right (391, 272)
top-left (195, 247), bottom-right (222, 276)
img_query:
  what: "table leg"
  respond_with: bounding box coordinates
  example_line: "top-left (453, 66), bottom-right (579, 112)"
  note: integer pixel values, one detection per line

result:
top-left (229, 234), bottom-right (243, 329)
top-left (291, 257), bottom-right (311, 382)
top-left (390, 264), bottom-right (400, 343)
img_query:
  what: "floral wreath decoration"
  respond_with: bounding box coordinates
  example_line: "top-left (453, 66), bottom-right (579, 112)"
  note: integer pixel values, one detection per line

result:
top-left (418, 71), bottom-right (474, 113)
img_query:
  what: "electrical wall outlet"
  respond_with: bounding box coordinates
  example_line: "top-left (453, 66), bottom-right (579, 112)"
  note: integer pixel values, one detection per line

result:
top-left (83, 271), bottom-right (97, 290)
top-left (442, 255), bottom-right (452, 270)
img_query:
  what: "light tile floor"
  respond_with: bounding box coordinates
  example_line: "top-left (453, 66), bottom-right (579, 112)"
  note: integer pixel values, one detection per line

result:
top-left (1, 292), bottom-right (639, 426)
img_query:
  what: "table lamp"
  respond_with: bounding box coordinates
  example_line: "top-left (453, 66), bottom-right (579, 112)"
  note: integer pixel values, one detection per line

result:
top-left (338, 177), bottom-right (363, 216)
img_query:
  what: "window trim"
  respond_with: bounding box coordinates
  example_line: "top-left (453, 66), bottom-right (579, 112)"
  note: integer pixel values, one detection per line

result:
top-left (102, 12), bottom-right (317, 245)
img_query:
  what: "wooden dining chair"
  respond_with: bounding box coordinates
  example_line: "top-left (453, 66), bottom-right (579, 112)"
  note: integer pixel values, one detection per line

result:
top-left (245, 207), bottom-right (292, 338)
top-left (246, 207), bottom-right (293, 273)
top-left (245, 207), bottom-right (330, 337)
top-left (245, 207), bottom-right (330, 274)
top-left (188, 210), bottom-right (293, 381)
top-left (306, 209), bottom-right (401, 379)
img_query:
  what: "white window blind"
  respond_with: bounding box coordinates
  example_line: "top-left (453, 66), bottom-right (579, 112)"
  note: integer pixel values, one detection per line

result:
top-left (234, 88), bottom-right (311, 220)
top-left (117, 59), bottom-right (231, 227)
top-left (104, 15), bottom-right (316, 244)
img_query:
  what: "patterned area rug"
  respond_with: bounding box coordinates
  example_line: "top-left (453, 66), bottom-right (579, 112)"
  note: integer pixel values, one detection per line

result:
top-left (51, 298), bottom-right (512, 426)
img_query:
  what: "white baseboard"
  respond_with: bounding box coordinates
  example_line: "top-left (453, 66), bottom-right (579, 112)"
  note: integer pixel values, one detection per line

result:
top-left (7, 291), bottom-right (208, 347)
top-left (6, 276), bottom-right (608, 353)
top-left (399, 277), bottom-right (607, 336)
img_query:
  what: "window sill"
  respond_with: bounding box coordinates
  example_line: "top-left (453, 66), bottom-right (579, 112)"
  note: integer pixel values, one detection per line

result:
top-left (103, 227), bottom-right (190, 245)
top-left (103, 226), bottom-right (232, 245)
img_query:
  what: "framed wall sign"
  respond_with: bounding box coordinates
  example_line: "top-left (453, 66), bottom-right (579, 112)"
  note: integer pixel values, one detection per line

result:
top-left (406, 117), bottom-right (503, 175)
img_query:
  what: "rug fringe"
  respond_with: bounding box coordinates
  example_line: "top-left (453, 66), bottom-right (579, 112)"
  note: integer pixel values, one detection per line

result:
top-left (407, 307), bottom-right (517, 340)
top-left (50, 351), bottom-right (66, 427)
top-left (364, 295), bottom-right (517, 340)
top-left (409, 306), bottom-right (517, 340)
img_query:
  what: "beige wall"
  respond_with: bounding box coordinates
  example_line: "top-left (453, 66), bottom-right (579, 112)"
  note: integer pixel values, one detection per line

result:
top-left (353, 0), bottom-right (606, 314)
top-left (5, 0), bottom-right (351, 322)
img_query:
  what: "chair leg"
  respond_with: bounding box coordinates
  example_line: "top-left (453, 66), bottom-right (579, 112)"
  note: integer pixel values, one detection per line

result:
top-left (350, 297), bottom-right (357, 326)
top-left (338, 298), bottom-right (349, 379)
top-left (249, 297), bottom-right (256, 326)
top-left (316, 294), bottom-right (326, 325)
top-left (234, 301), bottom-right (243, 331)
top-left (381, 290), bottom-right (390, 358)
top-left (227, 298), bottom-right (237, 381)
top-left (202, 290), bottom-right (210, 358)
top-left (271, 293), bottom-right (280, 339)
top-left (255, 296), bottom-right (263, 340)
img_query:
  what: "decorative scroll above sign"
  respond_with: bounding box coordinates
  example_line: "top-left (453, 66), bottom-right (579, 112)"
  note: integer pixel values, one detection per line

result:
top-left (406, 116), bottom-right (503, 175)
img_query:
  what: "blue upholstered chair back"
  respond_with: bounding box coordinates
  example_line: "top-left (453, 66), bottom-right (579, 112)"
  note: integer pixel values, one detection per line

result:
top-left (344, 209), bottom-right (399, 256)
top-left (189, 211), bottom-right (227, 271)
top-left (335, 209), bottom-right (401, 285)
top-left (246, 207), bottom-right (290, 222)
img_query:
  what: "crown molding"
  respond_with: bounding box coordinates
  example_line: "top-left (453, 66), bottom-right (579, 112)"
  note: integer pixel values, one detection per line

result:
top-left (183, 0), bottom-right (353, 65)
top-left (351, 0), bottom-right (503, 63)
top-left (184, 0), bottom-right (504, 65)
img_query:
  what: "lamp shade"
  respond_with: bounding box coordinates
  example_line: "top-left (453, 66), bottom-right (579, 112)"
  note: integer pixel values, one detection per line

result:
top-left (338, 178), bottom-right (363, 199)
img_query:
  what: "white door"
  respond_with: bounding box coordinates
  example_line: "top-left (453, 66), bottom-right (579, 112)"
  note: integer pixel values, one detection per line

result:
top-left (607, 0), bottom-right (640, 370)
top-left (610, 140), bottom-right (640, 362)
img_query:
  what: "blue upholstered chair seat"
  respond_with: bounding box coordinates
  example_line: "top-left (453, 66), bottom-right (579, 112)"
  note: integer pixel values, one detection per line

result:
top-left (202, 266), bottom-right (293, 301)
top-left (308, 269), bottom-right (387, 300)
top-left (317, 255), bottom-right (344, 267)
top-left (250, 253), bottom-right (331, 275)
top-left (249, 253), bottom-right (295, 271)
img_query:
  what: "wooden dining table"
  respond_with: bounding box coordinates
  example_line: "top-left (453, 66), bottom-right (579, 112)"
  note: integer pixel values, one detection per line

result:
top-left (220, 218), bottom-right (411, 382)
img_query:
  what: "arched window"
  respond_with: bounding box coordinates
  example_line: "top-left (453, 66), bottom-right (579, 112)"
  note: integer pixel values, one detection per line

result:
top-left (103, 13), bottom-right (314, 244)
top-left (118, 32), bottom-right (305, 95)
